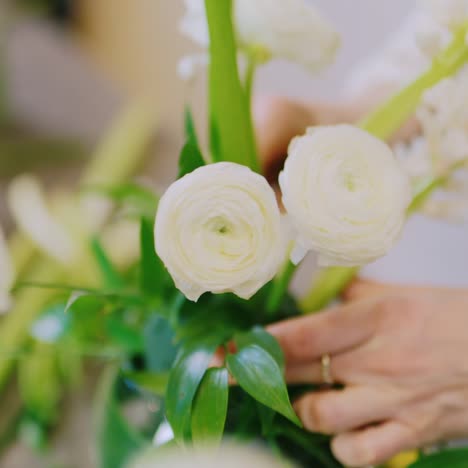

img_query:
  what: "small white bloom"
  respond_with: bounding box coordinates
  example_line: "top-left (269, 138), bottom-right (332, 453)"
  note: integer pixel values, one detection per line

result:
top-left (155, 162), bottom-right (285, 301)
top-left (177, 53), bottom-right (209, 81)
top-left (418, 65), bottom-right (468, 164)
top-left (0, 225), bottom-right (14, 314)
top-left (419, 0), bottom-right (468, 29)
top-left (180, 0), bottom-right (339, 71)
top-left (280, 125), bottom-right (412, 267)
top-left (7, 175), bottom-right (76, 264)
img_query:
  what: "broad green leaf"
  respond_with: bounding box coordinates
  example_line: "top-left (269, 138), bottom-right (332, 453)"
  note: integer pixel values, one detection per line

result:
top-left (409, 449), bottom-right (468, 468)
top-left (140, 217), bottom-right (167, 296)
top-left (106, 318), bottom-right (144, 353)
top-left (235, 326), bottom-right (285, 371)
top-left (178, 140), bottom-right (205, 179)
top-left (205, 0), bottom-right (260, 171)
top-left (91, 237), bottom-right (125, 289)
top-left (123, 371), bottom-right (169, 397)
top-left (191, 368), bottom-right (229, 446)
top-left (95, 367), bottom-right (146, 468)
top-left (226, 345), bottom-right (301, 427)
top-left (256, 402), bottom-right (276, 437)
top-left (83, 182), bottom-right (159, 219)
top-left (165, 344), bottom-right (217, 442)
top-left (143, 316), bottom-right (178, 372)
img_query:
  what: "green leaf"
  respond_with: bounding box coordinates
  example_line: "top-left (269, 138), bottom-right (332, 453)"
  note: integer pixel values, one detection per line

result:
top-left (226, 345), bottom-right (301, 427)
top-left (106, 318), bottom-right (144, 353)
top-left (165, 344), bottom-right (217, 442)
top-left (191, 368), bottom-right (229, 446)
top-left (91, 237), bottom-right (125, 290)
top-left (235, 326), bottom-right (285, 371)
top-left (123, 371), bottom-right (169, 397)
top-left (178, 140), bottom-right (206, 179)
top-left (409, 449), bottom-right (468, 468)
top-left (94, 367), bottom-right (146, 468)
top-left (143, 315), bottom-right (178, 372)
top-left (140, 217), bottom-right (167, 296)
top-left (184, 106), bottom-right (200, 146)
top-left (205, 0), bottom-right (260, 171)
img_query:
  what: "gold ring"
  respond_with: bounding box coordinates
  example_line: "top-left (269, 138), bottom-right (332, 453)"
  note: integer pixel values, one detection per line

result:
top-left (321, 354), bottom-right (333, 385)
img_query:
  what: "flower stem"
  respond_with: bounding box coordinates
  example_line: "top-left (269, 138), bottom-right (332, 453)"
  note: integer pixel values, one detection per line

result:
top-left (266, 260), bottom-right (297, 316)
top-left (299, 25), bottom-right (468, 314)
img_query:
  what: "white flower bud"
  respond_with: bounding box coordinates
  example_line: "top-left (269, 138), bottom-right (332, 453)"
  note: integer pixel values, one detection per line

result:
top-left (280, 125), bottom-right (411, 267)
top-left (155, 162), bottom-right (286, 301)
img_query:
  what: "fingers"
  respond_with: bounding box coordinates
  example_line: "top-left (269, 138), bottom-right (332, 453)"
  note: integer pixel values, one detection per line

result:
top-left (331, 421), bottom-right (416, 467)
top-left (294, 386), bottom-right (401, 435)
top-left (267, 299), bottom-right (378, 364)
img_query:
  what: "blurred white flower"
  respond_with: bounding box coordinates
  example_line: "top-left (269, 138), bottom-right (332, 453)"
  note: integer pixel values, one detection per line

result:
top-left (0, 225), bottom-right (14, 314)
top-left (7, 175), bottom-right (77, 264)
top-left (418, 65), bottom-right (468, 164)
top-left (128, 443), bottom-right (288, 468)
top-left (280, 125), bottom-right (411, 267)
top-left (155, 162), bottom-right (285, 301)
top-left (419, 0), bottom-right (468, 29)
top-left (177, 53), bottom-right (209, 81)
top-left (180, 0), bottom-right (339, 71)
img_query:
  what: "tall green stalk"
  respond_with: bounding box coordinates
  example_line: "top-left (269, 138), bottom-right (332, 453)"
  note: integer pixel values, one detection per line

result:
top-left (205, 0), bottom-right (260, 172)
top-left (299, 23), bottom-right (468, 313)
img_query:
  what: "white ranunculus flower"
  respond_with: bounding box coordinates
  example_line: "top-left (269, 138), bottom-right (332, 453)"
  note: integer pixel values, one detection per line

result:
top-left (0, 225), bottom-right (14, 314)
top-left (180, 0), bottom-right (339, 71)
top-left (127, 443), bottom-right (287, 468)
top-left (280, 125), bottom-right (412, 267)
top-left (155, 162), bottom-right (285, 301)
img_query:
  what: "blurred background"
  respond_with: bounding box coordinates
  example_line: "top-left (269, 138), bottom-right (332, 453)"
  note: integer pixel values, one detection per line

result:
top-left (1, 0), bottom-right (419, 466)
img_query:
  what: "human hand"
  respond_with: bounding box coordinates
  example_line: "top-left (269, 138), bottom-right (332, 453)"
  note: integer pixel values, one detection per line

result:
top-left (268, 280), bottom-right (468, 467)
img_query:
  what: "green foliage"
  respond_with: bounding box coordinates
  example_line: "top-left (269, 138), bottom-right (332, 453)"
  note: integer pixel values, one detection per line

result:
top-left (165, 343), bottom-right (217, 443)
top-left (178, 140), bottom-right (206, 179)
top-left (235, 326), bottom-right (285, 371)
top-left (18, 343), bottom-right (62, 425)
top-left (123, 371), bottom-right (169, 397)
top-left (95, 368), bottom-right (147, 468)
top-left (408, 449), bottom-right (468, 468)
top-left (83, 182), bottom-right (159, 220)
top-left (143, 315), bottom-right (179, 372)
top-left (205, 0), bottom-right (260, 171)
top-left (191, 368), bottom-right (229, 446)
top-left (140, 218), bottom-right (168, 297)
top-left (91, 237), bottom-right (125, 290)
top-left (226, 345), bottom-right (301, 427)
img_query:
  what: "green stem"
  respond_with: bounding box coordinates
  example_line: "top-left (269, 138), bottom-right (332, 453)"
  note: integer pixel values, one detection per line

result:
top-left (299, 25), bottom-right (468, 314)
top-left (205, 0), bottom-right (260, 172)
top-left (266, 261), bottom-right (297, 316)
top-left (360, 22), bottom-right (468, 138)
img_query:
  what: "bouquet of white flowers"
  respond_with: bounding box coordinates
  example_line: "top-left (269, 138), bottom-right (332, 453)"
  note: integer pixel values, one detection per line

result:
top-left (1, 1), bottom-right (468, 467)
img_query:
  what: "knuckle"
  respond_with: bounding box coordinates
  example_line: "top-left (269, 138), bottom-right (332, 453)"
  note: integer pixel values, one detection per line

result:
top-left (306, 395), bottom-right (337, 434)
